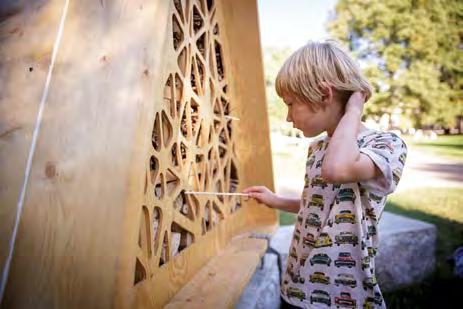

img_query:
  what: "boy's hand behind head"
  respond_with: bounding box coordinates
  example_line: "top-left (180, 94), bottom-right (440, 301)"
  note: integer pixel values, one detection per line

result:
top-left (345, 91), bottom-right (366, 116)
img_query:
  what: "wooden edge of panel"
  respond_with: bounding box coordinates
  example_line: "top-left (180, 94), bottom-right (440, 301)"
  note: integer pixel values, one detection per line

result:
top-left (164, 233), bottom-right (270, 308)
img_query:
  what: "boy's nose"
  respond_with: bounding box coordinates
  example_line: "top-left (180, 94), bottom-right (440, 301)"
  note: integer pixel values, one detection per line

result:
top-left (286, 113), bottom-right (292, 123)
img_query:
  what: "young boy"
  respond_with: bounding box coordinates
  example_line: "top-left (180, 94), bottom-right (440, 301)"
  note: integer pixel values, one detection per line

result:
top-left (244, 40), bottom-right (407, 308)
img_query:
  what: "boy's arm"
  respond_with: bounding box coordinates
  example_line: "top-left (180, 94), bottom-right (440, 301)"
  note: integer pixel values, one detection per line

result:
top-left (321, 92), bottom-right (382, 184)
top-left (274, 197), bottom-right (301, 214)
top-left (243, 186), bottom-right (301, 214)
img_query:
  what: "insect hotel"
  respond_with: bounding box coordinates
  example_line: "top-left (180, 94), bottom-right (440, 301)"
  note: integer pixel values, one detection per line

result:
top-left (0, 0), bottom-right (276, 307)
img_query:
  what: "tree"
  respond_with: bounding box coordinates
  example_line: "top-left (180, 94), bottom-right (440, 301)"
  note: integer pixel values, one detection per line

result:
top-left (263, 46), bottom-right (293, 131)
top-left (328, 0), bottom-right (463, 129)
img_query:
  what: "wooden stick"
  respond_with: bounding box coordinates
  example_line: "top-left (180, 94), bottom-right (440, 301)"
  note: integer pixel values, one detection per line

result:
top-left (184, 191), bottom-right (249, 197)
top-left (224, 115), bottom-right (240, 121)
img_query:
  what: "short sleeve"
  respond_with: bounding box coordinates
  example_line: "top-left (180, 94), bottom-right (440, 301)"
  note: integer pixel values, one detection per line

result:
top-left (359, 132), bottom-right (408, 196)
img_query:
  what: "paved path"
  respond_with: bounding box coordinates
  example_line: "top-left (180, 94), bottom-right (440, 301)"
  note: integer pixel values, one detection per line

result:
top-left (274, 148), bottom-right (463, 197)
top-left (397, 148), bottom-right (463, 192)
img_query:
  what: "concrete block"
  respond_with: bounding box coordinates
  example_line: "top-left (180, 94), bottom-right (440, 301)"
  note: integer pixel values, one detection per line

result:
top-left (376, 212), bottom-right (437, 291)
top-left (235, 253), bottom-right (281, 309)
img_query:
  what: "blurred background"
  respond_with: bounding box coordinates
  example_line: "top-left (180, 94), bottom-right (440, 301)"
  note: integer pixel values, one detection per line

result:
top-left (257, 0), bottom-right (462, 307)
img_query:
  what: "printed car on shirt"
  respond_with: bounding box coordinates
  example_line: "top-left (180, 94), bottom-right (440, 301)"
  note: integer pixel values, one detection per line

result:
top-left (308, 194), bottom-right (325, 210)
top-left (334, 273), bottom-right (357, 288)
top-left (311, 175), bottom-right (328, 189)
top-left (335, 252), bottom-right (356, 268)
top-left (309, 271), bottom-right (330, 285)
top-left (335, 292), bottom-right (356, 308)
top-left (315, 232), bottom-right (333, 248)
top-left (310, 289), bottom-right (331, 306)
top-left (287, 287), bottom-right (306, 301)
top-left (303, 233), bottom-right (316, 247)
top-left (335, 210), bottom-right (356, 224)
top-left (335, 231), bottom-right (359, 246)
top-left (310, 253), bottom-right (332, 267)
top-left (335, 188), bottom-right (356, 204)
top-left (362, 275), bottom-right (378, 290)
top-left (305, 213), bottom-right (321, 230)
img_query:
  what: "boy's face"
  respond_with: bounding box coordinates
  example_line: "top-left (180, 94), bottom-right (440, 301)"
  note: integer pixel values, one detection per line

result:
top-left (282, 94), bottom-right (333, 138)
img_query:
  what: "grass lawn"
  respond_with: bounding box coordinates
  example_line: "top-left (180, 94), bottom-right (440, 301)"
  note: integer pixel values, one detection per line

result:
top-left (403, 134), bottom-right (463, 163)
top-left (382, 187), bottom-right (463, 308)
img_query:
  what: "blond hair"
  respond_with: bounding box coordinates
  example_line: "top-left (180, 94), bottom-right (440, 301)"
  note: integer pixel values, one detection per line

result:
top-left (275, 39), bottom-right (372, 110)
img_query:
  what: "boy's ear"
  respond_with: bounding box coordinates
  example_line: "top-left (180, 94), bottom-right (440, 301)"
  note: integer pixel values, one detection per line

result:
top-left (319, 82), bottom-right (333, 105)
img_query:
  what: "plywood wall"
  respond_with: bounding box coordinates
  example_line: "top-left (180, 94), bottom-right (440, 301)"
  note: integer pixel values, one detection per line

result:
top-left (0, 0), bottom-right (275, 308)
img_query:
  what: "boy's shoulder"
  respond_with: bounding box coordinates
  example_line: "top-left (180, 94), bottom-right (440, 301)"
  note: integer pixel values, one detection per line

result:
top-left (359, 129), bottom-right (407, 150)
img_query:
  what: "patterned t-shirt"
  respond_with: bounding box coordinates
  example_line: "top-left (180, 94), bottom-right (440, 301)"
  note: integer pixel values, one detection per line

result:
top-left (280, 128), bottom-right (408, 309)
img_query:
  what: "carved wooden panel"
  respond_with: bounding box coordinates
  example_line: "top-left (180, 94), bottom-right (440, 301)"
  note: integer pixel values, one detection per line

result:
top-left (133, 0), bottom-right (242, 286)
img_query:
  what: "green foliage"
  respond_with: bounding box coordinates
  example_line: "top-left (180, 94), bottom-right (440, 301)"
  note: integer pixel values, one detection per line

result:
top-left (263, 47), bottom-right (293, 132)
top-left (328, 0), bottom-right (463, 128)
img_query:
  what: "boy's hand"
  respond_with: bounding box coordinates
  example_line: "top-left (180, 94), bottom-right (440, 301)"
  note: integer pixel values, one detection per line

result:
top-left (242, 186), bottom-right (280, 209)
top-left (345, 91), bottom-right (366, 116)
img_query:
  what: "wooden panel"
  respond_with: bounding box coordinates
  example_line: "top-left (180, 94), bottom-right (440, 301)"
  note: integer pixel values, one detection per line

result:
top-left (0, 0), bottom-right (63, 290)
top-left (165, 237), bottom-right (268, 309)
top-left (1, 0), bottom-right (275, 308)
top-left (1, 0), bottom-right (171, 307)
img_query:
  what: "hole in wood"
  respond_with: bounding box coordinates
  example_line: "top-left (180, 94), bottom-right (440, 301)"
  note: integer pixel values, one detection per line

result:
top-left (214, 40), bottom-right (224, 80)
top-left (180, 107), bottom-right (189, 138)
top-left (171, 143), bottom-right (179, 166)
top-left (215, 180), bottom-right (224, 203)
top-left (213, 23), bottom-right (219, 35)
top-left (180, 142), bottom-right (188, 164)
top-left (196, 32), bottom-right (206, 58)
top-left (227, 119), bottom-right (233, 140)
top-left (174, 73), bottom-right (183, 116)
top-left (134, 258), bottom-right (147, 285)
top-left (218, 145), bottom-right (226, 159)
top-left (204, 201), bottom-right (212, 232)
top-left (192, 5), bottom-right (203, 34)
top-left (173, 191), bottom-right (195, 220)
top-left (159, 231), bottom-right (169, 267)
top-left (190, 98), bottom-right (200, 136)
top-left (153, 207), bottom-right (161, 254)
top-left (196, 56), bottom-right (206, 92)
top-left (219, 127), bottom-right (227, 145)
top-left (221, 96), bottom-right (230, 115)
top-left (190, 57), bottom-right (199, 95)
top-left (213, 98), bottom-right (221, 115)
top-left (154, 173), bottom-right (164, 199)
top-left (164, 75), bottom-right (174, 118)
top-left (161, 110), bottom-right (173, 146)
top-left (165, 168), bottom-right (180, 195)
top-left (207, 0), bottom-right (214, 12)
top-left (173, 0), bottom-right (184, 22)
top-left (172, 14), bottom-right (183, 51)
top-left (171, 222), bottom-right (194, 256)
top-left (152, 113), bottom-right (161, 151)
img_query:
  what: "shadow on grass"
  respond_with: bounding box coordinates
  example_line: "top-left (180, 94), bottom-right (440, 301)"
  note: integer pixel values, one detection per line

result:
top-left (382, 201), bottom-right (463, 309)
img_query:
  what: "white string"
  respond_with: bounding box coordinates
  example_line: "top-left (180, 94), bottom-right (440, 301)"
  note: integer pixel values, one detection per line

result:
top-left (223, 115), bottom-right (240, 121)
top-left (184, 191), bottom-right (249, 196)
top-left (0, 0), bottom-right (70, 303)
